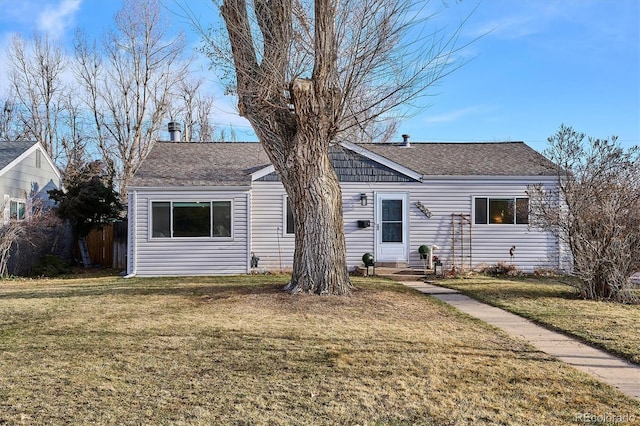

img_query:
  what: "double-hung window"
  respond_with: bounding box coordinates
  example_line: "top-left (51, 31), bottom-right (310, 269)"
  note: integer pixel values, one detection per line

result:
top-left (10, 200), bottom-right (26, 221)
top-left (151, 200), bottom-right (232, 238)
top-left (474, 197), bottom-right (529, 225)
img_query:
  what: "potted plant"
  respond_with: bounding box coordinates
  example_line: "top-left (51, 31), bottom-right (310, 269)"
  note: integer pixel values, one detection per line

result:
top-left (418, 245), bottom-right (430, 260)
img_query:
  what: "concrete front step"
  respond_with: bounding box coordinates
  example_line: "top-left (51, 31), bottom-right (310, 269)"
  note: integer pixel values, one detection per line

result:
top-left (354, 265), bottom-right (433, 281)
top-left (374, 261), bottom-right (410, 268)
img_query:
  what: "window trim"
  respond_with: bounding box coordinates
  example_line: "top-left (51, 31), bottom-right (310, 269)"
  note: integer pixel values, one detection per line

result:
top-left (473, 196), bottom-right (529, 225)
top-left (148, 199), bottom-right (234, 240)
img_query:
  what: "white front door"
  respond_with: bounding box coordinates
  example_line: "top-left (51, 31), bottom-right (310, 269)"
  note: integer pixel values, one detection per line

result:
top-left (375, 193), bottom-right (409, 262)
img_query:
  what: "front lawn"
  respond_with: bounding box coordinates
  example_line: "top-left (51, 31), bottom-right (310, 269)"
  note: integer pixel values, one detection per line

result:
top-left (1, 275), bottom-right (638, 425)
top-left (437, 275), bottom-right (640, 365)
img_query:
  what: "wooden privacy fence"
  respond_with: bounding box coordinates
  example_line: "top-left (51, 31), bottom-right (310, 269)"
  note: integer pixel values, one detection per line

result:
top-left (83, 220), bottom-right (127, 269)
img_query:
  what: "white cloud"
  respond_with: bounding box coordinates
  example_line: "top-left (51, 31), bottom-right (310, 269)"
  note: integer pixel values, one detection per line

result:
top-left (37, 0), bottom-right (83, 40)
top-left (424, 106), bottom-right (484, 124)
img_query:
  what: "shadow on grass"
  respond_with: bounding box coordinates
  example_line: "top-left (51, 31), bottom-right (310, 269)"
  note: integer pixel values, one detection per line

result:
top-left (439, 279), bottom-right (580, 301)
top-left (0, 275), bottom-right (408, 301)
top-left (0, 278), bottom-right (287, 301)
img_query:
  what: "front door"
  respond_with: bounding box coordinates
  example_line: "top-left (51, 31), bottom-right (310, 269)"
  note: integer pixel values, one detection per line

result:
top-left (375, 193), bottom-right (409, 262)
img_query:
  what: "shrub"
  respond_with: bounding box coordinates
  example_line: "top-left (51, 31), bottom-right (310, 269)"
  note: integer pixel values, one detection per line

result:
top-left (481, 262), bottom-right (520, 277)
top-left (31, 254), bottom-right (71, 277)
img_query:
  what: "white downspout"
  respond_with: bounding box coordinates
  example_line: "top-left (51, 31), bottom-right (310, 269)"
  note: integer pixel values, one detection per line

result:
top-left (429, 245), bottom-right (440, 270)
top-left (246, 191), bottom-right (252, 274)
top-left (123, 189), bottom-right (137, 278)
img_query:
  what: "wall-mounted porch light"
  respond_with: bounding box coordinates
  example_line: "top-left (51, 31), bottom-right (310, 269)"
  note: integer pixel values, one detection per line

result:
top-left (360, 193), bottom-right (368, 206)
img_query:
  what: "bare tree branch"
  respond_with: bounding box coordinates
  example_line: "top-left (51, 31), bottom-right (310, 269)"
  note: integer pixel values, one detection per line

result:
top-left (74, 0), bottom-right (190, 196)
top-left (528, 125), bottom-right (640, 302)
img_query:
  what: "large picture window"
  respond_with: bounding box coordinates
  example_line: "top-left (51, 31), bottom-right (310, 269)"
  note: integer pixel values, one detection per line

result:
top-left (151, 200), bottom-right (232, 238)
top-left (474, 197), bottom-right (528, 225)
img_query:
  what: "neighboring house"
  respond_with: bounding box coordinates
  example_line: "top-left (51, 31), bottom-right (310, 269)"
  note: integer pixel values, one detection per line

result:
top-left (0, 141), bottom-right (62, 224)
top-left (127, 139), bottom-right (562, 277)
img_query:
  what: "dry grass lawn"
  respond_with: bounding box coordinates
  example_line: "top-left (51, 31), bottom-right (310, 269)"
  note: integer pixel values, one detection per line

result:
top-left (437, 275), bottom-right (640, 365)
top-left (1, 274), bottom-right (638, 425)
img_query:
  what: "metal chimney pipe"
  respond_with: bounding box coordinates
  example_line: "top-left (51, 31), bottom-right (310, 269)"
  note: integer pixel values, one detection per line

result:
top-left (168, 122), bottom-right (182, 142)
top-left (401, 134), bottom-right (410, 147)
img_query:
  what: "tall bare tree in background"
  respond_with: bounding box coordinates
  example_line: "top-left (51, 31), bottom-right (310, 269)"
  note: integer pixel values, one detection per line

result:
top-left (169, 77), bottom-right (219, 142)
top-left (6, 34), bottom-right (67, 159)
top-left (203, 0), bottom-right (469, 294)
top-left (58, 90), bottom-right (91, 184)
top-left (75, 0), bottom-right (190, 195)
top-left (0, 97), bottom-right (22, 141)
top-left (527, 125), bottom-right (640, 303)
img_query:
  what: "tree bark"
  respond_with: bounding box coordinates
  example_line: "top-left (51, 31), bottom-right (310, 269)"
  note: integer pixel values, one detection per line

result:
top-left (281, 136), bottom-right (350, 295)
top-left (222, 0), bottom-right (353, 295)
top-left (251, 81), bottom-right (353, 295)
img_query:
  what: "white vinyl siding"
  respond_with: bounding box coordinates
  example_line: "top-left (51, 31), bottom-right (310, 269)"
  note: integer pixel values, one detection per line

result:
top-left (0, 146), bottom-right (61, 209)
top-left (251, 178), bottom-right (559, 273)
top-left (130, 189), bottom-right (249, 276)
top-left (129, 176), bottom-right (559, 276)
top-left (403, 178), bottom-right (558, 272)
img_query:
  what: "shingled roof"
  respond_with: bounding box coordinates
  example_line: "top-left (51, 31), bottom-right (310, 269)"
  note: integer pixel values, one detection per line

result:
top-left (355, 142), bottom-right (556, 177)
top-left (131, 140), bottom-right (556, 188)
top-left (131, 142), bottom-right (271, 187)
top-left (0, 141), bottom-right (37, 171)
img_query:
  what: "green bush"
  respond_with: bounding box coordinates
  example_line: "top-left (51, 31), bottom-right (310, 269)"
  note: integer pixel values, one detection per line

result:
top-left (31, 254), bottom-right (71, 277)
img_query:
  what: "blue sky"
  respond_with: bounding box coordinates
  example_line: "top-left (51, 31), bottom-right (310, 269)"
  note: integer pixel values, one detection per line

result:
top-left (0, 0), bottom-right (638, 153)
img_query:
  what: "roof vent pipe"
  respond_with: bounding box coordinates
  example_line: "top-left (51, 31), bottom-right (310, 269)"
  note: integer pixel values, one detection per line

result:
top-left (168, 122), bottom-right (182, 142)
top-left (401, 134), bottom-right (410, 147)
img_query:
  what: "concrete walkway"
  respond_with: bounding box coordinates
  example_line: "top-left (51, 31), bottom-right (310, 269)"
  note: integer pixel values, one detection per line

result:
top-left (403, 281), bottom-right (640, 401)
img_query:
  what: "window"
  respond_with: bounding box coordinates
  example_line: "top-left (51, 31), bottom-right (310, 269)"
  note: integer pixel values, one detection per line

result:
top-left (381, 199), bottom-right (403, 242)
top-left (515, 198), bottom-right (529, 225)
top-left (284, 197), bottom-right (295, 235)
top-left (174, 202), bottom-right (211, 237)
top-left (474, 197), bottom-right (528, 225)
top-left (151, 200), bottom-right (232, 238)
top-left (152, 202), bottom-right (171, 237)
top-left (212, 201), bottom-right (231, 237)
top-left (10, 200), bottom-right (26, 221)
top-left (36, 150), bottom-right (42, 168)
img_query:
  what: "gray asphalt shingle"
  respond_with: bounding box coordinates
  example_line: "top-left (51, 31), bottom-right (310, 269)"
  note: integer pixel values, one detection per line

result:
top-left (0, 141), bottom-right (36, 171)
top-left (131, 140), bottom-right (556, 187)
top-left (131, 142), bottom-right (271, 187)
top-left (356, 142), bottom-right (556, 176)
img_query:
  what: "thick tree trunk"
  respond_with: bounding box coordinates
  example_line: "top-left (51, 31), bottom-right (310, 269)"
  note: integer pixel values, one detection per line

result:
top-left (221, 0), bottom-right (353, 295)
top-left (251, 112), bottom-right (353, 295)
top-left (280, 136), bottom-right (352, 295)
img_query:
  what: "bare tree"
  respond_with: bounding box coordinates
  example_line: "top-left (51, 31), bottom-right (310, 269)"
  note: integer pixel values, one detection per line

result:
top-left (200, 0), bottom-right (469, 294)
top-left (0, 97), bottom-right (24, 141)
top-left (527, 125), bottom-right (640, 302)
top-left (75, 0), bottom-right (190, 195)
top-left (55, 90), bottom-right (92, 183)
top-left (168, 77), bottom-right (219, 142)
top-left (6, 34), bottom-right (67, 159)
top-left (194, 93), bottom-right (218, 141)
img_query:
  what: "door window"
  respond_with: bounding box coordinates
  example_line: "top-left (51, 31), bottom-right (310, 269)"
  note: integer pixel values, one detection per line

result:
top-left (381, 199), bottom-right (403, 242)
